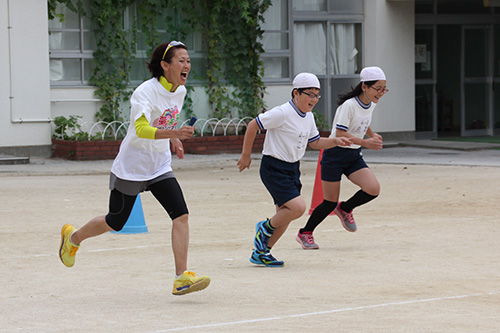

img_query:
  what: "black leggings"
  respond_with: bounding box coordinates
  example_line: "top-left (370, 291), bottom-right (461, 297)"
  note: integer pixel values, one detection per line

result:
top-left (105, 178), bottom-right (188, 231)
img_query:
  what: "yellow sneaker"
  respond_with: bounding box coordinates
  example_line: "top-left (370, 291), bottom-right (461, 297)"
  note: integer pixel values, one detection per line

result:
top-left (172, 271), bottom-right (210, 296)
top-left (59, 224), bottom-right (79, 267)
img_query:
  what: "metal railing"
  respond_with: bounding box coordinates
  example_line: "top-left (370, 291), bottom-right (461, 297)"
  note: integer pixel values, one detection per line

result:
top-left (57, 117), bottom-right (254, 140)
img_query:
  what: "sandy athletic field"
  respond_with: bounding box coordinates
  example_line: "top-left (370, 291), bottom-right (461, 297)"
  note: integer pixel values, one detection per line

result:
top-left (1, 156), bottom-right (499, 332)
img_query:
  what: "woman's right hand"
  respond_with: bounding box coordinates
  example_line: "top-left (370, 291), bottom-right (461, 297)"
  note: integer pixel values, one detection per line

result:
top-left (176, 126), bottom-right (195, 140)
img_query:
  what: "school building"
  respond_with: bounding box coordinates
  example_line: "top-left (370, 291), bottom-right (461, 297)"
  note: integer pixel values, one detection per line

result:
top-left (1, 0), bottom-right (499, 157)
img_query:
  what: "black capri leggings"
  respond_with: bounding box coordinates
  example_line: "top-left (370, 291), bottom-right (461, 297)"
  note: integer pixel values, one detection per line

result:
top-left (105, 177), bottom-right (188, 231)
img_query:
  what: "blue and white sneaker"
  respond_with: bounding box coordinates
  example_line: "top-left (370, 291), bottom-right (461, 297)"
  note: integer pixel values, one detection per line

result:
top-left (254, 219), bottom-right (273, 252)
top-left (249, 249), bottom-right (284, 267)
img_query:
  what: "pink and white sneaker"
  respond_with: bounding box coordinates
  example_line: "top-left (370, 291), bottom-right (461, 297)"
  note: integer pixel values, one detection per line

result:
top-left (296, 231), bottom-right (319, 249)
top-left (334, 202), bottom-right (357, 232)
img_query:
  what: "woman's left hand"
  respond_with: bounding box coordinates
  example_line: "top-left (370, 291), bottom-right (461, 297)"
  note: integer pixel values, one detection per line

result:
top-left (170, 138), bottom-right (185, 159)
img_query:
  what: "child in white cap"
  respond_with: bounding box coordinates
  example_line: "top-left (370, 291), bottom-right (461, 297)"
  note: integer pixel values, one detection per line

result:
top-left (297, 66), bottom-right (387, 249)
top-left (237, 73), bottom-right (351, 267)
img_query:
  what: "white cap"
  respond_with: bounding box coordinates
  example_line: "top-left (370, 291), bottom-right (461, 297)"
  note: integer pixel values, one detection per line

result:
top-left (293, 73), bottom-right (320, 89)
top-left (360, 66), bottom-right (386, 82)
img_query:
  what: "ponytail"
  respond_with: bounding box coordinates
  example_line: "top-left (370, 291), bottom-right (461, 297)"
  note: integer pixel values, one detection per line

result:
top-left (337, 80), bottom-right (378, 106)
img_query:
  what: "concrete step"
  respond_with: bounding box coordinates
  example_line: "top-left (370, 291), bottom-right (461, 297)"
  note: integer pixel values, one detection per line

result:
top-left (0, 155), bottom-right (30, 165)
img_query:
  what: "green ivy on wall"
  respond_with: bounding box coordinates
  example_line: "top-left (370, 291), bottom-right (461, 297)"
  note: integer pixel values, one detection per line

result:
top-left (48, 0), bottom-right (270, 123)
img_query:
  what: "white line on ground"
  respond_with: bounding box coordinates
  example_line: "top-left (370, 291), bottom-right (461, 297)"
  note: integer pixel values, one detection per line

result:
top-left (155, 292), bottom-right (498, 332)
top-left (6, 244), bottom-right (167, 259)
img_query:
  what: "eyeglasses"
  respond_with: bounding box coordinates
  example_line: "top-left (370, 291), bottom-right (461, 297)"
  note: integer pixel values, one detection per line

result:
top-left (369, 86), bottom-right (389, 94)
top-left (301, 91), bottom-right (321, 100)
top-left (162, 41), bottom-right (186, 60)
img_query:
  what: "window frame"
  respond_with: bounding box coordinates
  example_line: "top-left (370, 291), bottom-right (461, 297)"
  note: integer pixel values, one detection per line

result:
top-left (49, 6), bottom-right (95, 87)
top-left (261, 0), bottom-right (293, 85)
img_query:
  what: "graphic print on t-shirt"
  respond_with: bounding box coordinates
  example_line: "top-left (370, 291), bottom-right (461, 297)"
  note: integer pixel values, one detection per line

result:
top-left (352, 117), bottom-right (370, 136)
top-left (297, 132), bottom-right (306, 150)
top-left (152, 106), bottom-right (180, 130)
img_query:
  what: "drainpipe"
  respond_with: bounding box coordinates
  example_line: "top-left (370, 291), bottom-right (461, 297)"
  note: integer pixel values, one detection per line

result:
top-left (8, 0), bottom-right (53, 124)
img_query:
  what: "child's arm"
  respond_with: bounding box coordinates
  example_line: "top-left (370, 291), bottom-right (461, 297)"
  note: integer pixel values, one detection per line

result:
top-left (237, 119), bottom-right (259, 172)
top-left (308, 136), bottom-right (352, 150)
top-left (337, 128), bottom-right (383, 151)
top-left (366, 126), bottom-right (383, 141)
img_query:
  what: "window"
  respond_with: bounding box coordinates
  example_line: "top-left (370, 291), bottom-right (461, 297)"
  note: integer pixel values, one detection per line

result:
top-left (293, 0), bottom-right (326, 11)
top-left (262, 0), bottom-right (363, 82)
top-left (261, 0), bottom-right (291, 80)
top-left (292, 0), bottom-right (363, 13)
top-left (290, 0), bottom-right (363, 122)
top-left (49, 0), bottom-right (95, 85)
top-left (49, 2), bottom-right (205, 87)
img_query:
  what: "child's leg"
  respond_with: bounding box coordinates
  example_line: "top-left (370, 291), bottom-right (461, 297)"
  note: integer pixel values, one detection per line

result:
top-left (268, 196), bottom-right (306, 248)
top-left (342, 168), bottom-right (379, 212)
top-left (301, 180), bottom-right (341, 233)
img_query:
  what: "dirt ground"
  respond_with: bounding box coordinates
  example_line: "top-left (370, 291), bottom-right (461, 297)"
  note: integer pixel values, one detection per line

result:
top-left (1, 157), bottom-right (499, 332)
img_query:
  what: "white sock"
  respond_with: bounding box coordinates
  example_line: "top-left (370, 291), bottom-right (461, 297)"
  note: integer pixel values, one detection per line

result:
top-left (69, 231), bottom-right (80, 247)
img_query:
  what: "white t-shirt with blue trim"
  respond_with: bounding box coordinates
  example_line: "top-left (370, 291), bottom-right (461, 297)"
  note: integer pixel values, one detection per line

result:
top-left (256, 100), bottom-right (320, 163)
top-left (111, 78), bottom-right (186, 181)
top-left (330, 96), bottom-right (377, 149)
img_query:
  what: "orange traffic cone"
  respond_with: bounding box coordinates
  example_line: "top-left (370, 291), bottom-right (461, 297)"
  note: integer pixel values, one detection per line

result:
top-left (308, 150), bottom-right (334, 215)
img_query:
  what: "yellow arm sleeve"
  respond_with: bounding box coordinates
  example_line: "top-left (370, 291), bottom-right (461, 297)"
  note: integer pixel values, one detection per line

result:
top-left (135, 114), bottom-right (158, 139)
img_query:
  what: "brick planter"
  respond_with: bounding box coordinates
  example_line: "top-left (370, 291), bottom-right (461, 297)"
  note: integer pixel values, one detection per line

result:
top-left (52, 134), bottom-right (265, 160)
top-left (52, 139), bottom-right (122, 160)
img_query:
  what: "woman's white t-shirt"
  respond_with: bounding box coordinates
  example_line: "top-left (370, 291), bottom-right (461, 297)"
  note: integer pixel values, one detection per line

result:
top-left (111, 78), bottom-right (186, 181)
top-left (329, 96), bottom-right (377, 149)
top-left (256, 100), bottom-right (320, 163)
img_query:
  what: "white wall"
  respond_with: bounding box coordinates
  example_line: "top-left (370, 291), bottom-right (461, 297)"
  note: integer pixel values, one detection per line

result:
top-left (50, 88), bottom-right (102, 119)
top-left (364, 0), bottom-right (415, 135)
top-left (0, 0), bottom-right (52, 148)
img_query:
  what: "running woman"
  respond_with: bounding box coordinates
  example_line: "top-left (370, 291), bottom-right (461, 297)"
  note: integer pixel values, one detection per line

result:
top-left (58, 41), bottom-right (210, 295)
top-left (237, 73), bottom-right (351, 267)
top-left (296, 66), bottom-right (387, 250)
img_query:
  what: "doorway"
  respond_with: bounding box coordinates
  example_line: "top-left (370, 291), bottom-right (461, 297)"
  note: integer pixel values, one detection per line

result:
top-left (462, 25), bottom-right (492, 136)
top-left (415, 26), bottom-right (437, 139)
top-left (416, 24), bottom-right (498, 138)
top-left (436, 25), bottom-right (461, 137)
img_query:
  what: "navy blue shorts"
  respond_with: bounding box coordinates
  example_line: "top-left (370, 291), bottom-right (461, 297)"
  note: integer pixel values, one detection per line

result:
top-left (321, 147), bottom-right (368, 182)
top-left (260, 155), bottom-right (302, 207)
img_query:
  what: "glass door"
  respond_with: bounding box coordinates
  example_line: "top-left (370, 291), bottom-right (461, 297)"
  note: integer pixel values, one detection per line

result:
top-left (494, 24), bottom-right (500, 135)
top-left (415, 26), bottom-right (437, 139)
top-left (462, 25), bottom-right (492, 136)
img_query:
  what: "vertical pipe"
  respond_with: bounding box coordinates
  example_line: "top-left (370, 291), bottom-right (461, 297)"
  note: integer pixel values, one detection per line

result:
top-left (7, 0), bottom-right (14, 122)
